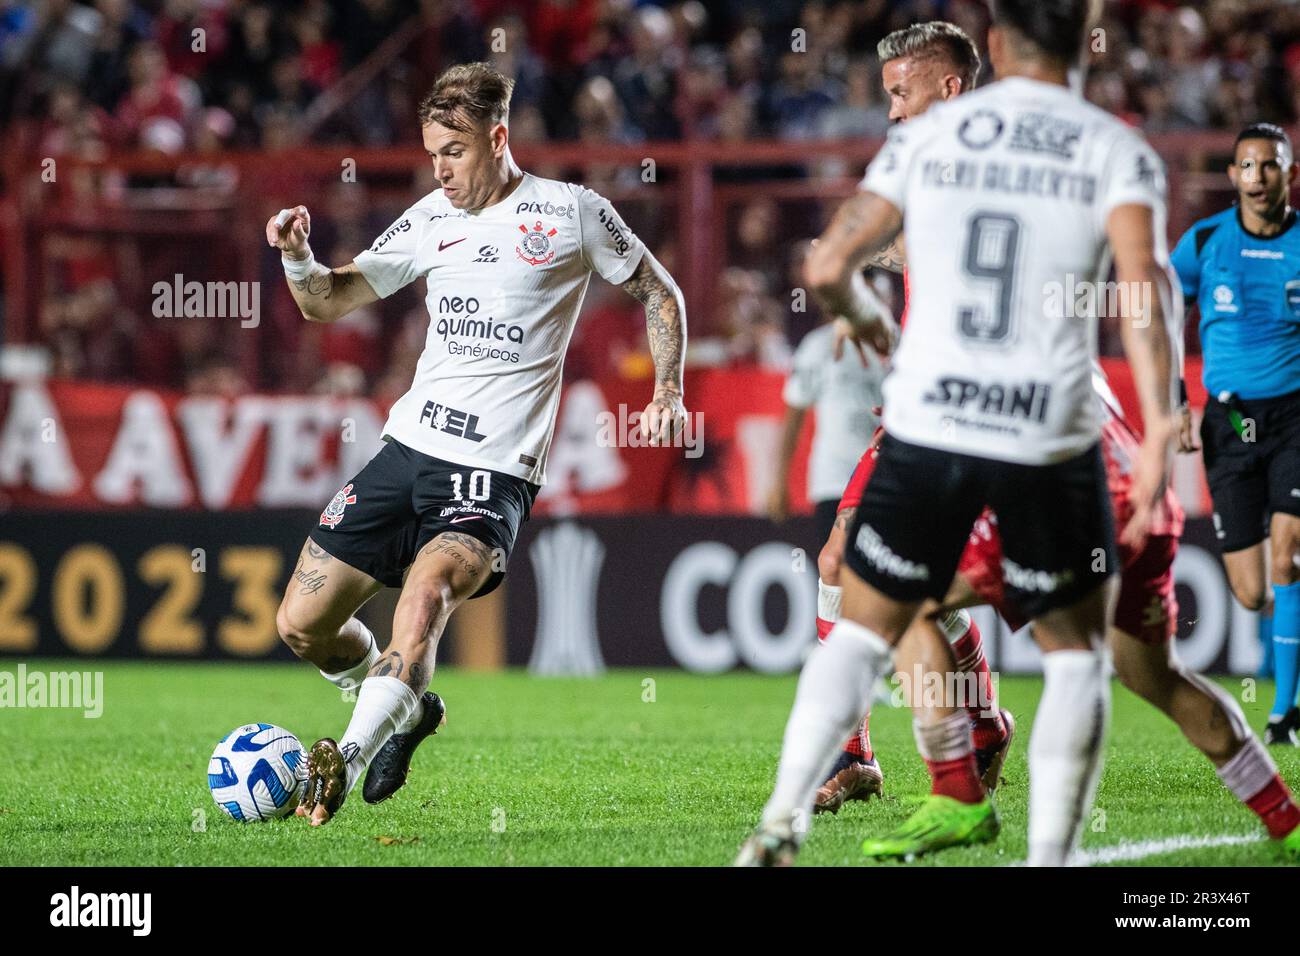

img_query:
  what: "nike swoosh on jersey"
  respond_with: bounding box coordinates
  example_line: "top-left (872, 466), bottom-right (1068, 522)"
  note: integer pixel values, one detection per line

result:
top-left (449, 515), bottom-right (482, 523)
top-left (438, 237), bottom-right (467, 251)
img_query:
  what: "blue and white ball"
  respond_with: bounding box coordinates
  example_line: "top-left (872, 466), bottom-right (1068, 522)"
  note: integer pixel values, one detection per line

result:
top-left (207, 723), bottom-right (308, 822)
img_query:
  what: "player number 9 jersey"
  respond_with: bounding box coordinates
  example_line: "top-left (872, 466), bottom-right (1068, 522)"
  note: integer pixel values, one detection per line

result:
top-left (860, 76), bottom-right (1169, 466)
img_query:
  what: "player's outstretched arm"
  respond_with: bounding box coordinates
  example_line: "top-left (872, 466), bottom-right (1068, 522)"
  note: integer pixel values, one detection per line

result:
top-left (265, 205), bottom-right (380, 323)
top-left (1108, 202), bottom-right (1177, 549)
top-left (621, 251), bottom-right (689, 445)
top-left (805, 191), bottom-right (901, 357)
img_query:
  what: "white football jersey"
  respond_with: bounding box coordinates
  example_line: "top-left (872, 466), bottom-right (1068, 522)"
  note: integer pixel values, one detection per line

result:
top-left (783, 322), bottom-right (885, 502)
top-left (861, 76), bottom-right (1168, 465)
top-left (353, 173), bottom-right (645, 484)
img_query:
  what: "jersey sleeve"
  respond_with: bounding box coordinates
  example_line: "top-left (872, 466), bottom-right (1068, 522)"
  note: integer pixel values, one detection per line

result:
top-left (352, 205), bottom-right (430, 299)
top-left (782, 331), bottom-right (823, 409)
top-left (1168, 225), bottom-right (1201, 302)
top-left (859, 119), bottom-right (922, 210)
top-left (1098, 129), bottom-right (1167, 223)
top-left (576, 187), bottom-right (646, 284)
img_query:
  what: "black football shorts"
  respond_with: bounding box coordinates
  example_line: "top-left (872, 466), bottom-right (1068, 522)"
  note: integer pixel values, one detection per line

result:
top-left (308, 437), bottom-right (539, 597)
top-left (1200, 388), bottom-right (1300, 553)
top-left (843, 433), bottom-right (1117, 620)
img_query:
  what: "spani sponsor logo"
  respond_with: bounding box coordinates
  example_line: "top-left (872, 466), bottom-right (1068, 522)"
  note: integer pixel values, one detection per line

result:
top-left (922, 377), bottom-right (1052, 424)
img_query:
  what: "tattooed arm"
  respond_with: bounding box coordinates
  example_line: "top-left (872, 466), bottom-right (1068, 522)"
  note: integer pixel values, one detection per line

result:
top-left (805, 191), bottom-right (901, 357)
top-left (284, 261), bottom-right (379, 324)
top-left (620, 251), bottom-right (689, 445)
top-left (265, 204), bottom-right (379, 323)
top-left (865, 234), bottom-right (907, 274)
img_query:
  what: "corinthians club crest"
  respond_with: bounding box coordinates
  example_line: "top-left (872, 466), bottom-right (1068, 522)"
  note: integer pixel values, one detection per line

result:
top-left (319, 483), bottom-right (357, 528)
top-left (516, 220), bottom-right (558, 266)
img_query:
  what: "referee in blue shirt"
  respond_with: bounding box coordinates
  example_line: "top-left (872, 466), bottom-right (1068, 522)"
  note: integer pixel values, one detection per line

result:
top-left (1171, 123), bottom-right (1300, 746)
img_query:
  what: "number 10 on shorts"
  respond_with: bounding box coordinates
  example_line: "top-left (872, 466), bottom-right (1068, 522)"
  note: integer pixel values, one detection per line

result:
top-left (450, 470), bottom-right (492, 502)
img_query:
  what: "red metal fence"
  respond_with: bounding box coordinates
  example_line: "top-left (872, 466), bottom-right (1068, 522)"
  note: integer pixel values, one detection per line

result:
top-left (2, 129), bottom-right (1250, 389)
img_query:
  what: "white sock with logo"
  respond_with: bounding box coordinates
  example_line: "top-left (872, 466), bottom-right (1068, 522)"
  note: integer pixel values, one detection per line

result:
top-left (762, 619), bottom-right (894, 834)
top-left (318, 620), bottom-right (380, 691)
top-left (1027, 649), bottom-right (1110, 866)
top-left (338, 676), bottom-right (420, 793)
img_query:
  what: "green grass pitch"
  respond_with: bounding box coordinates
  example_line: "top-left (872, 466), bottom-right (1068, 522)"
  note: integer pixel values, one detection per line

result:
top-left (1, 659), bottom-right (1296, 866)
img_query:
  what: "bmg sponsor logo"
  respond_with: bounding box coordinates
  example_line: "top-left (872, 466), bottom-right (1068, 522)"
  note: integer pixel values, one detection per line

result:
top-left (371, 218), bottom-right (411, 250)
top-left (596, 206), bottom-right (631, 257)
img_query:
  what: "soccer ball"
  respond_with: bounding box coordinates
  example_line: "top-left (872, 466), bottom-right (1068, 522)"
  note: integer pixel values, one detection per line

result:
top-left (207, 722), bottom-right (308, 822)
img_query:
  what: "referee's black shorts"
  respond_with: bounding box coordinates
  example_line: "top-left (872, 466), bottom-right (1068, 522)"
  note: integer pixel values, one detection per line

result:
top-left (842, 433), bottom-right (1116, 621)
top-left (1200, 387), bottom-right (1300, 553)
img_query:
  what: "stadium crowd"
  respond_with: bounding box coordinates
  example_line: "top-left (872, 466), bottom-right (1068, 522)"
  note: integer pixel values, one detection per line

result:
top-left (3, 0), bottom-right (1293, 393)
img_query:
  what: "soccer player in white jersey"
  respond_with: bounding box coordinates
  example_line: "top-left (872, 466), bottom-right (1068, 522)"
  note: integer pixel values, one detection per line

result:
top-left (805, 22), bottom-right (1016, 820)
top-left (264, 63), bottom-right (688, 826)
top-left (738, 0), bottom-right (1178, 866)
top-left (766, 297), bottom-right (890, 536)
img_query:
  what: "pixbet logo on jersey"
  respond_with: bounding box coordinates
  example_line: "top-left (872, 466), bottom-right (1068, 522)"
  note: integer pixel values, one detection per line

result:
top-left (516, 221), bottom-right (557, 266)
top-left (419, 401), bottom-right (488, 442)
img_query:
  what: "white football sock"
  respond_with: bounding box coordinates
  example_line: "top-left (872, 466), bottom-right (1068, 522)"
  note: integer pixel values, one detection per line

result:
top-left (1217, 736), bottom-right (1280, 803)
top-left (913, 709), bottom-right (973, 762)
top-left (1027, 649), bottom-right (1110, 867)
top-left (936, 608), bottom-right (972, 643)
top-left (319, 620), bottom-right (380, 690)
top-left (761, 619), bottom-right (893, 834)
top-left (817, 579), bottom-right (842, 622)
top-left (339, 676), bottom-right (420, 793)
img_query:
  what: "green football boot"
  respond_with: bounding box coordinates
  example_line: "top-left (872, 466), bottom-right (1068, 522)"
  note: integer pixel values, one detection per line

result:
top-left (861, 794), bottom-right (1000, 861)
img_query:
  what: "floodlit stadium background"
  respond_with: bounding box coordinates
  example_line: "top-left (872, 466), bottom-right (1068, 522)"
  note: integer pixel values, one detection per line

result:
top-left (0, 0), bottom-right (1289, 675)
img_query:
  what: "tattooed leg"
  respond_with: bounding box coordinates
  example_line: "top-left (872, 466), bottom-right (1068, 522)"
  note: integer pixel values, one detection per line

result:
top-left (310, 531), bottom-right (493, 816)
top-left (379, 531), bottom-right (495, 693)
top-left (276, 537), bottom-right (383, 674)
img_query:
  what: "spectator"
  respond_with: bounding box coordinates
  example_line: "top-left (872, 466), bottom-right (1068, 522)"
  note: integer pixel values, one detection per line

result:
top-left (112, 40), bottom-right (198, 149)
top-left (816, 55), bottom-right (889, 139)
